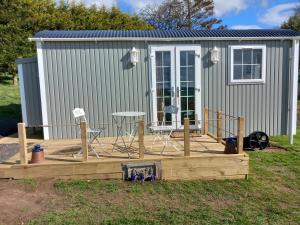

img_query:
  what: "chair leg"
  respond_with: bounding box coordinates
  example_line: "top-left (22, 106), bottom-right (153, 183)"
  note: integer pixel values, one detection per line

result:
top-left (160, 143), bottom-right (166, 155)
top-left (87, 144), bottom-right (100, 159)
top-left (88, 136), bottom-right (100, 159)
top-left (150, 133), bottom-right (159, 150)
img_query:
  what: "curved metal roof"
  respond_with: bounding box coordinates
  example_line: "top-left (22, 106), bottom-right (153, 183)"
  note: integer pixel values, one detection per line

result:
top-left (31, 29), bottom-right (300, 41)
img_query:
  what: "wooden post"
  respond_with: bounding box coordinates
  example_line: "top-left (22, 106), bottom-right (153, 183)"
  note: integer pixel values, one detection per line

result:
top-left (80, 121), bottom-right (88, 161)
top-left (138, 119), bottom-right (145, 159)
top-left (217, 111), bottom-right (223, 143)
top-left (18, 123), bottom-right (28, 165)
top-left (203, 108), bottom-right (209, 135)
top-left (184, 117), bottom-right (190, 157)
top-left (237, 117), bottom-right (244, 154)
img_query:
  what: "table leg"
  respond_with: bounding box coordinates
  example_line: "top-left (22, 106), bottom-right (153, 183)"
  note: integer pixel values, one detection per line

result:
top-left (112, 116), bottom-right (127, 151)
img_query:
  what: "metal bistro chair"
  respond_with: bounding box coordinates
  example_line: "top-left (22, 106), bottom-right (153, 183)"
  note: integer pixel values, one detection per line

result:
top-left (72, 108), bottom-right (105, 159)
top-left (150, 105), bottom-right (180, 154)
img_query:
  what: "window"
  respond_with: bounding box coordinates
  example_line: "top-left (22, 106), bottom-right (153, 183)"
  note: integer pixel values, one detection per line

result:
top-left (230, 45), bottom-right (266, 84)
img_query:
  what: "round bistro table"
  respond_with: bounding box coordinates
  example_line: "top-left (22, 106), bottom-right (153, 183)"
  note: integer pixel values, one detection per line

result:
top-left (112, 111), bottom-right (146, 158)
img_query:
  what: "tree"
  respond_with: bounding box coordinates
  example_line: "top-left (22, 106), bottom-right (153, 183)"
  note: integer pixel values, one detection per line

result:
top-left (139, 0), bottom-right (225, 30)
top-left (281, 3), bottom-right (300, 31)
top-left (0, 0), bottom-right (152, 84)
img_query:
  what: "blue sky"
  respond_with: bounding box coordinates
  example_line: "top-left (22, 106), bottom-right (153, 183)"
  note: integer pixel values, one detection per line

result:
top-left (73, 0), bottom-right (299, 29)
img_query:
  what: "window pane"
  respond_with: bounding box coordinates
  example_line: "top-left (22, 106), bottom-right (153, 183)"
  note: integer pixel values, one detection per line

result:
top-left (180, 82), bottom-right (188, 96)
top-left (157, 112), bottom-right (164, 123)
top-left (188, 111), bottom-right (195, 125)
top-left (252, 65), bottom-right (262, 79)
top-left (234, 49), bottom-right (242, 64)
top-left (164, 67), bottom-right (171, 82)
top-left (243, 49), bottom-right (252, 64)
top-left (156, 84), bottom-right (163, 97)
top-left (156, 67), bottom-right (163, 82)
top-left (188, 97), bottom-right (195, 110)
top-left (163, 52), bottom-right (170, 66)
top-left (187, 83), bottom-right (195, 96)
top-left (187, 51), bottom-right (195, 66)
top-left (180, 67), bottom-right (187, 81)
top-left (243, 65), bottom-right (252, 79)
top-left (181, 111), bottom-right (188, 119)
top-left (164, 97), bottom-right (171, 106)
top-left (181, 97), bottom-right (187, 110)
top-left (181, 89), bottom-right (188, 97)
top-left (180, 51), bottom-right (187, 66)
top-left (188, 67), bottom-right (195, 82)
top-left (233, 65), bottom-right (242, 79)
top-left (253, 49), bottom-right (262, 64)
top-left (157, 98), bottom-right (163, 111)
top-left (165, 113), bottom-right (172, 125)
top-left (164, 84), bottom-right (171, 97)
top-left (156, 52), bottom-right (162, 67)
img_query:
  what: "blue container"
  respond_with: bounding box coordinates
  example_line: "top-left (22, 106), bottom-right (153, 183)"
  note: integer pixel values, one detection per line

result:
top-left (32, 144), bottom-right (43, 153)
top-left (224, 137), bottom-right (237, 154)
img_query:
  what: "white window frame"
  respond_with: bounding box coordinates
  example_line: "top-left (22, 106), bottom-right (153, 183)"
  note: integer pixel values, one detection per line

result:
top-left (230, 45), bottom-right (266, 84)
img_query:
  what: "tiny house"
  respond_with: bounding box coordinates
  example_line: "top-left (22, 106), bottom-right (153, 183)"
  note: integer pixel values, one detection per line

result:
top-left (16, 29), bottom-right (299, 141)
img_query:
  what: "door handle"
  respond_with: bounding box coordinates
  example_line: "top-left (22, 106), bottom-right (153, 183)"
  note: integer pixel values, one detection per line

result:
top-left (176, 87), bottom-right (180, 97)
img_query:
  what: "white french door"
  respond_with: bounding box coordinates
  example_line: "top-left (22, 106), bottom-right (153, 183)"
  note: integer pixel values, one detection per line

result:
top-left (150, 45), bottom-right (201, 130)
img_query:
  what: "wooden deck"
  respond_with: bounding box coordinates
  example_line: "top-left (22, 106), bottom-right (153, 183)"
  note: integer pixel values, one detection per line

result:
top-left (0, 134), bottom-right (249, 180)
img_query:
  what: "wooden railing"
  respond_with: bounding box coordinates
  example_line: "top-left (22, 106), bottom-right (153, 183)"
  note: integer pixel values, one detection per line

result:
top-left (17, 107), bottom-right (244, 164)
top-left (203, 107), bottom-right (244, 154)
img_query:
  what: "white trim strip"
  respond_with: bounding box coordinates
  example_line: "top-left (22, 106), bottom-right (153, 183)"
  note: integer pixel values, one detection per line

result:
top-left (17, 64), bottom-right (28, 126)
top-left (289, 39), bottom-right (299, 144)
top-left (29, 36), bottom-right (300, 42)
top-left (36, 42), bottom-right (49, 140)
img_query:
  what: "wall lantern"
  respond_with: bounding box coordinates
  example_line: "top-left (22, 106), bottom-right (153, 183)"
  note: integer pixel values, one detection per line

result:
top-left (210, 46), bottom-right (220, 64)
top-left (130, 47), bottom-right (139, 65)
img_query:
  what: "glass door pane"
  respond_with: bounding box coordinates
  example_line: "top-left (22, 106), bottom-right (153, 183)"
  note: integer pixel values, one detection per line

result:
top-left (155, 51), bottom-right (172, 125)
top-left (179, 51), bottom-right (196, 125)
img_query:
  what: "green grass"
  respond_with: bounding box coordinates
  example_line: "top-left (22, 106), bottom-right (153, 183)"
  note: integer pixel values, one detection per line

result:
top-left (0, 83), bottom-right (21, 118)
top-left (28, 131), bottom-right (300, 225)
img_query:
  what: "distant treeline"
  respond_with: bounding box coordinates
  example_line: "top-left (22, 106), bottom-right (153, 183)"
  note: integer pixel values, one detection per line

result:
top-left (0, 0), bottom-right (152, 84)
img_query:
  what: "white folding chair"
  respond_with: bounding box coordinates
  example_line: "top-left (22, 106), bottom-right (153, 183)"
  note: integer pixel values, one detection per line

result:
top-left (72, 108), bottom-right (105, 159)
top-left (150, 105), bottom-right (180, 154)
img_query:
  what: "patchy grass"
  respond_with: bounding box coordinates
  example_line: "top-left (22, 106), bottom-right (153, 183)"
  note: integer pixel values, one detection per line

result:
top-left (54, 180), bottom-right (119, 193)
top-left (271, 129), bottom-right (300, 152)
top-left (0, 83), bottom-right (21, 118)
top-left (28, 132), bottom-right (300, 225)
top-left (16, 178), bottom-right (39, 191)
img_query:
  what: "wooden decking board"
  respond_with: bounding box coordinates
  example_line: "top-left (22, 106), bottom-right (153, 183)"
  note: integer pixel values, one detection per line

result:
top-left (0, 135), bottom-right (249, 180)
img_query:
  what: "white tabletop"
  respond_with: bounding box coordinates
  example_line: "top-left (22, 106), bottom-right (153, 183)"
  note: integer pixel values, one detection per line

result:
top-left (112, 111), bottom-right (146, 117)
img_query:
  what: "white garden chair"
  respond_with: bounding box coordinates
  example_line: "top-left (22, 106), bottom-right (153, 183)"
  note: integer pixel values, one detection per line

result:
top-left (150, 105), bottom-right (180, 154)
top-left (72, 108), bottom-right (105, 159)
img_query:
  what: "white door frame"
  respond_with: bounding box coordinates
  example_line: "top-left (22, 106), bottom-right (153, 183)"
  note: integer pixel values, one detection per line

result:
top-left (175, 45), bottom-right (201, 129)
top-left (150, 44), bottom-right (201, 130)
top-left (150, 45), bottom-right (176, 130)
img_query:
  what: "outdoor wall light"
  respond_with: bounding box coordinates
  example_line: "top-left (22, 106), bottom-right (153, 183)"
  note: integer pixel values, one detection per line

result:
top-left (130, 47), bottom-right (139, 65)
top-left (211, 46), bottom-right (220, 64)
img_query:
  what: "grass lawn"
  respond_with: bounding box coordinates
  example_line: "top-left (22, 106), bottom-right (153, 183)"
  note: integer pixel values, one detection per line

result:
top-left (25, 132), bottom-right (300, 225)
top-left (0, 83), bottom-right (21, 118)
